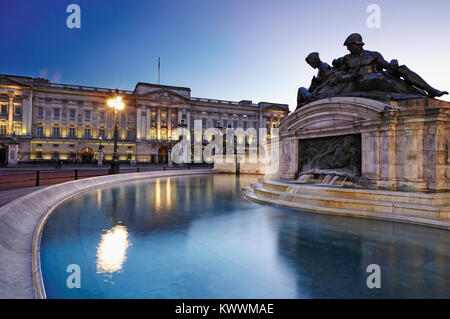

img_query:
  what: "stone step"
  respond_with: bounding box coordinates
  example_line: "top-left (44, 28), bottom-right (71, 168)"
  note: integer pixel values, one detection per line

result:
top-left (259, 180), bottom-right (450, 206)
top-left (242, 181), bottom-right (450, 229)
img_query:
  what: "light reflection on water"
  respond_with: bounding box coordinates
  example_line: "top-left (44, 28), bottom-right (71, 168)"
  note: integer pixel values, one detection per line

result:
top-left (40, 174), bottom-right (450, 299)
top-left (96, 224), bottom-right (130, 274)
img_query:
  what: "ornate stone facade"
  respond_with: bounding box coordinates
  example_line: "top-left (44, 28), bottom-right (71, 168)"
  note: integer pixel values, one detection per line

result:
top-left (276, 96), bottom-right (450, 192)
top-left (0, 74), bottom-right (289, 164)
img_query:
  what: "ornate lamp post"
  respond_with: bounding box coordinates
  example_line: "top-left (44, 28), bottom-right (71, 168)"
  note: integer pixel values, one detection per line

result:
top-left (107, 91), bottom-right (125, 174)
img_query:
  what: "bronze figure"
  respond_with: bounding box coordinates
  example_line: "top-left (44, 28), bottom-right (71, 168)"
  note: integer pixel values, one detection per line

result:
top-left (296, 33), bottom-right (448, 108)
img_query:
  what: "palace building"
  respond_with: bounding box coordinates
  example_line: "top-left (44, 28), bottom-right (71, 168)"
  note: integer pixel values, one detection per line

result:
top-left (0, 74), bottom-right (289, 165)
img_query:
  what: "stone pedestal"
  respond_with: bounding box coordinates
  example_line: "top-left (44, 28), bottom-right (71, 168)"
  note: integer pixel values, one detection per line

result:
top-left (98, 150), bottom-right (103, 166)
top-left (277, 97), bottom-right (450, 192)
top-left (7, 143), bottom-right (18, 167)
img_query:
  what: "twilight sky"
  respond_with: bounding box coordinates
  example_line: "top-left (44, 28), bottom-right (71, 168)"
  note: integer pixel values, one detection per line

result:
top-left (1, 0), bottom-right (450, 110)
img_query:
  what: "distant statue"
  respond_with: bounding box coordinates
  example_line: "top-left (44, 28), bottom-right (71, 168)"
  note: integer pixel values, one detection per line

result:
top-left (296, 33), bottom-right (448, 108)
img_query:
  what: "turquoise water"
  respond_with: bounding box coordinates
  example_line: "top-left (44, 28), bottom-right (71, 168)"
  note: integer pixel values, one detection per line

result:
top-left (40, 174), bottom-right (450, 298)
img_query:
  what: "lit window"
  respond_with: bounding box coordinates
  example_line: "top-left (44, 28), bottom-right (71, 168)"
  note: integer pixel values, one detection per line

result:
top-left (36, 126), bottom-right (44, 137)
top-left (84, 128), bottom-right (91, 139)
top-left (150, 128), bottom-right (156, 140)
top-left (127, 130), bottom-right (134, 140)
top-left (14, 124), bottom-right (21, 135)
top-left (68, 127), bottom-right (76, 139)
top-left (52, 126), bottom-right (60, 138)
top-left (160, 129), bottom-right (167, 141)
top-left (0, 124), bottom-right (6, 136)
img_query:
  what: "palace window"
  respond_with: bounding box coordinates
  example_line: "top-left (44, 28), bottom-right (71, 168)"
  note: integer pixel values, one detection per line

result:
top-left (14, 105), bottom-right (21, 115)
top-left (99, 128), bottom-right (106, 138)
top-left (68, 127), bottom-right (76, 139)
top-left (36, 126), bottom-right (44, 137)
top-left (243, 121), bottom-right (248, 130)
top-left (53, 126), bottom-right (60, 138)
top-left (52, 151), bottom-right (59, 160)
top-left (36, 151), bottom-right (43, 159)
top-left (69, 109), bottom-right (76, 120)
top-left (223, 120), bottom-right (228, 128)
top-left (212, 119), bottom-right (217, 128)
top-left (99, 112), bottom-right (105, 122)
top-left (0, 124), bottom-right (6, 136)
top-left (53, 108), bottom-right (60, 119)
top-left (233, 121), bottom-right (238, 129)
top-left (0, 105), bottom-right (7, 114)
top-left (14, 124), bottom-right (21, 136)
top-left (150, 128), bottom-right (156, 140)
top-left (37, 107), bottom-right (44, 117)
top-left (84, 128), bottom-right (91, 139)
top-left (127, 130), bottom-right (134, 140)
top-left (160, 129), bottom-right (167, 141)
top-left (85, 111), bottom-right (91, 121)
top-left (201, 118), bottom-right (206, 130)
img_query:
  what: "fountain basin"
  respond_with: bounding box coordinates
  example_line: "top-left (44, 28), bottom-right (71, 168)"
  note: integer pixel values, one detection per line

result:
top-left (242, 180), bottom-right (450, 229)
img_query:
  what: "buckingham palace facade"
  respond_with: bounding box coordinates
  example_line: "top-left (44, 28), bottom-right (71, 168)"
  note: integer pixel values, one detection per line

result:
top-left (0, 74), bottom-right (289, 165)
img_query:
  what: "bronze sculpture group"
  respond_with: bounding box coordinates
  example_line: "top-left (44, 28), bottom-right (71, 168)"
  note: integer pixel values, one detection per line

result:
top-left (297, 33), bottom-right (448, 108)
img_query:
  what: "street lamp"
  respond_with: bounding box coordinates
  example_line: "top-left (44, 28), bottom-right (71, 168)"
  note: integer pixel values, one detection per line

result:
top-left (107, 91), bottom-right (125, 174)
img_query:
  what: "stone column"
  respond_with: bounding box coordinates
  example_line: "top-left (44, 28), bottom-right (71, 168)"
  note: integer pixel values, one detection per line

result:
top-left (178, 109), bottom-right (182, 125)
top-left (259, 109), bottom-right (263, 129)
top-left (7, 95), bottom-right (14, 135)
top-left (168, 148), bottom-right (173, 167)
top-left (146, 106), bottom-right (151, 140)
top-left (22, 93), bottom-right (33, 136)
top-left (186, 110), bottom-right (191, 130)
top-left (269, 115), bottom-right (274, 135)
top-left (136, 105), bottom-right (142, 140)
top-left (168, 107), bottom-right (172, 139)
top-left (157, 107), bottom-right (161, 140)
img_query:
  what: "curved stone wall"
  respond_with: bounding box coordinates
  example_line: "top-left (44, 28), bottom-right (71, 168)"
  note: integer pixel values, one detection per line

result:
top-left (0, 169), bottom-right (213, 299)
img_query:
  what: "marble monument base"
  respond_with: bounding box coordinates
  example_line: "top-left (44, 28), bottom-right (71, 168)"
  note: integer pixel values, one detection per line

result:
top-left (275, 97), bottom-right (450, 192)
top-left (243, 179), bottom-right (450, 229)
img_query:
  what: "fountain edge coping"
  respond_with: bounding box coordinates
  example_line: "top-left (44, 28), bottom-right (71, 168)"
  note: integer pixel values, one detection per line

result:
top-left (0, 169), bottom-right (214, 299)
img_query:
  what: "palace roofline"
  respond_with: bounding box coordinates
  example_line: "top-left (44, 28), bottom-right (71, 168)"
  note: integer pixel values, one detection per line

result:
top-left (0, 74), bottom-right (289, 111)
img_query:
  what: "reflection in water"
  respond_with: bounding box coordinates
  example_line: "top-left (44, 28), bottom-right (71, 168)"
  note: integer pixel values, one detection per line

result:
top-left (166, 178), bottom-right (172, 209)
top-left (41, 175), bottom-right (450, 298)
top-left (155, 179), bottom-right (161, 209)
top-left (96, 225), bottom-right (130, 274)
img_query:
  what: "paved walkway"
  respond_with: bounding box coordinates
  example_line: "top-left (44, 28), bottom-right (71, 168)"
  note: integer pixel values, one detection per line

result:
top-left (0, 186), bottom-right (49, 208)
